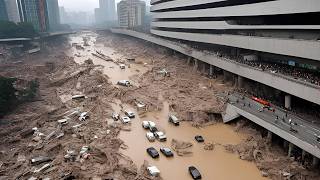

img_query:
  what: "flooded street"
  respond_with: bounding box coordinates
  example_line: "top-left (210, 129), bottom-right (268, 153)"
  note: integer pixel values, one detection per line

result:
top-left (70, 31), bottom-right (266, 180)
top-left (69, 32), bottom-right (147, 85)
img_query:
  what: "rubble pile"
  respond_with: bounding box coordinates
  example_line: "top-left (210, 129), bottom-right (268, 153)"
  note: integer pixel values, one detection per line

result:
top-left (0, 41), bottom-right (155, 179)
top-left (171, 139), bottom-right (193, 156)
top-left (225, 119), bottom-right (320, 180)
top-left (99, 31), bottom-right (230, 126)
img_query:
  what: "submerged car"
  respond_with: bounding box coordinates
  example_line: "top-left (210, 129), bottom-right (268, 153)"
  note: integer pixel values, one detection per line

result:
top-left (168, 114), bottom-right (180, 126)
top-left (154, 131), bottom-right (167, 142)
top-left (195, 135), bottom-right (204, 143)
top-left (147, 147), bottom-right (159, 158)
top-left (121, 116), bottom-right (131, 124)
top-left (119, 64), bottom-right (126, 69)
top-left (112, 112), bottom-right (120, 121)
top-left (142, 121), bottom-right (149, 129)
top-left (146, 132), bottom-right (156, 142)
top-left (142, 121), bottom-right (156, 129)
top-left (160, 147), bottom-right (174, 157)
top-left (79, 112), bottom-right (89, 121)
top-left (188, 166), bottom-right (202, 179)
top-left (124, 110), bottom-right (135, 118)
top-left (117, 80), bottom-right (130, 87)
top-left (147, 166), bottom-right (160, 177)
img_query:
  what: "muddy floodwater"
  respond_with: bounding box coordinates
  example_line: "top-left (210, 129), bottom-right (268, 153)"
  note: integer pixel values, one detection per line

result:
top-left (70, 32), bottom-right (267, 180)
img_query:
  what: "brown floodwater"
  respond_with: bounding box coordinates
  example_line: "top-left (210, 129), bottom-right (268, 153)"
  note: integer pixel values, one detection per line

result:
top-left (70, 32), bottom-right (267, 180)
top-left (69, 32), bottom-right (147, 85)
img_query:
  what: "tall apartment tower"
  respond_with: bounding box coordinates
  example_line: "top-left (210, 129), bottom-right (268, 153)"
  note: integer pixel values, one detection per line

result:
top-left (17, 0), bottom-right (49, 32)
top-left (99, 0), bottom-right (116, 21)
top-left (0, 0), bottom-right (8, 21)
top-left (4, 0), bottom-right (20, 23)
top-left (46, 0), bottom-right (60, 31)
top-left (117, 0), bottom-right (146, 28)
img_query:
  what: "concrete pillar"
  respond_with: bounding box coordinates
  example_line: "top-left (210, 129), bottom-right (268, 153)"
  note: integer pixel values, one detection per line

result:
top-left (288, 143), bottom-right (294, 157)
top-left (223, 70), bottom-right (228, 82)
top-left (194, 59), bottom-right (198, 71)
top-left (238, 76), bottom-right (244, 88)
top-left (302, 150), bottom-right (307, 161)
top-left (187, 57), bottom-right (191, 65)
top-left (267, 131), bottom-right (272, 143)
top-left (285, 94), bottom-right (292, 110)
top-left (202, 63), bottom-right (206, 73)
top-left (283, 140), bottom-right (289, 149)
top-left (312, 156), bottom-right (319, 167)
top-left (209, 65), bottom-right (213, 76)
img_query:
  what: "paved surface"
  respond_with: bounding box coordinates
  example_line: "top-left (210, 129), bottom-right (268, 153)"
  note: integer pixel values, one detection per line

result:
top-left (228, 93), bottom-right (320, 150)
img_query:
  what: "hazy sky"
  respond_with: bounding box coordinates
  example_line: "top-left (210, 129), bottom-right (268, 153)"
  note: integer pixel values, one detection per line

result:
top-left (58, 0), bottom-right (150, 12)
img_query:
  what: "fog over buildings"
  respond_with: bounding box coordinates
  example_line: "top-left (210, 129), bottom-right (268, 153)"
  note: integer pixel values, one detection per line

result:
top-left (58, 0), bottom-right (150, 28)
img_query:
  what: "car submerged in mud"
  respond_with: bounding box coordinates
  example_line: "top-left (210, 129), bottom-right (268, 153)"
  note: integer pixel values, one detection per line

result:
top-left (189, 166), bottom-right (202, 179)
top-left (117, 80), bottom-right (131, 87)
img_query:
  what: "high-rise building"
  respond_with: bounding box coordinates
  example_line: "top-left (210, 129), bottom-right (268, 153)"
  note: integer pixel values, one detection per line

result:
top-left (94, 7), bottom-right (104, 24)
top-left (99, 0), bottom-right (116, 21)
top-left (117, 0), bottom-right (146, 28)
top-left (0, 0), bottom-right (8, 21)
top-left (17, 0), bottom-right (49, 32)
top-left (46, 0), bottom-right (60, 31)
top-left (95, 0), bottom-right (117, 25)
top-left (4, 0), bottom-right (20, 23)
top-left (59, 6), bottom-right (67, 24)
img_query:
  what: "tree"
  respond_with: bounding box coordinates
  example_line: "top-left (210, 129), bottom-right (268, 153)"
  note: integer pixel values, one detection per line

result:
top-left (0, 77), bottom-right (17, 117)
top-left (0, 20), bottom-right (38, 39)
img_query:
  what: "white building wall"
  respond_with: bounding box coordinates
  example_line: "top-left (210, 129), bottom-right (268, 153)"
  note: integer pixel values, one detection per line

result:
top-left (5, 0), bottom-right (20, 23)
top-left (117, 0), bottom-right (146, 28)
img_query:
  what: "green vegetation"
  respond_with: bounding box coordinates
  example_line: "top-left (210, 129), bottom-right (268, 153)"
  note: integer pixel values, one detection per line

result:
top-left (19, 79), bottom-right (39, 101)
top-left (0, 20), bottom-right (38, 39)
top-left (0, 77), bottom-right (17, 117)
top-left (0, 77), bottom-right (39, 117)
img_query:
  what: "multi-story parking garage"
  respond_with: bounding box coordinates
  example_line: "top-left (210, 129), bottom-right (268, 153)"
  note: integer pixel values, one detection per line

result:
top-left (112, 0), bottom-right (320, 167)
top-left (150, 0), bottom-right (320, 105)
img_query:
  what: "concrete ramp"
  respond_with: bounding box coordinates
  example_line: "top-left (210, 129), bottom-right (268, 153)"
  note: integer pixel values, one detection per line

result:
top-left (222, 104), bottom-right (240, 123)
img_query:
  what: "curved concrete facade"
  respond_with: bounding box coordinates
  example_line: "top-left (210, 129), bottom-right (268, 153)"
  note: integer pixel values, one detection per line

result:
top-left (110, 29), bottom-right (320, 106)
top-left (151, 0), bottom-right (320, 18)
top-left (151, 29), bottom-right (320, 61)
top-left (150, 0), bottom-right (320, 61)
top-left (150, 0), bottom-right (162, 5)
top-left (151, 21), bottom-right (320, 30)
top-left (151, 0), bottom-right (225, 11)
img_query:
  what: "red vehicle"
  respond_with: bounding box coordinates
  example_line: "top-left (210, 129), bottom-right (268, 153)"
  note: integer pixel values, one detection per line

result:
top-left (251, 96), bottom-right (271, 107)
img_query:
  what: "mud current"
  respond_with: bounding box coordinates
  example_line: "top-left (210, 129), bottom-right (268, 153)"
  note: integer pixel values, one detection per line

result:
top-left (69, 31), bottom-right (267, 180)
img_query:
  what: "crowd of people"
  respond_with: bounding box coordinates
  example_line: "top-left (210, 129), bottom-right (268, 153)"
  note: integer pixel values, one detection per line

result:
top-left (233, 58), bottom-right (320, 86)
top-left (165, 37), bottom-right (320, 86)
top-left (180, 41), bottom-right (320, 87)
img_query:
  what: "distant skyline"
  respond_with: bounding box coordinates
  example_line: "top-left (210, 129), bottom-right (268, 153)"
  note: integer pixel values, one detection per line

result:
top-left (58, 0), bottom-right (150, 12)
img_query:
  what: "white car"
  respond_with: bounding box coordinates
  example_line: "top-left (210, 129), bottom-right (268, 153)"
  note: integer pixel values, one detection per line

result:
top-left (154, 131), bottom-right (167, 141)
top-left (142, 121), bottom-right (150, 129)
top-left (79, 112), bottom-right (89, 121)
top-left (147, 166), bottom-right (160, 177)
top-left (119, 64), bottom-right (126, 69)
top-left (146, 132), bottom-right (155, 142)
top-left (169, 114), bottom-right (180, 126)
top-left (117, 80), bottom-right (130, 87)
top-left (142, 121), bottom-right (156, 129)
top-left (124, 110), bottom-right (135, 118)
top-left (121, 116), bottom-right (131, 124)
top-left (112, 112), bottom-right (120, 121)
